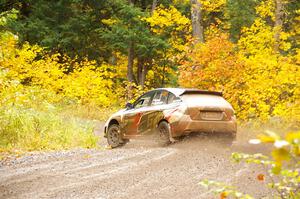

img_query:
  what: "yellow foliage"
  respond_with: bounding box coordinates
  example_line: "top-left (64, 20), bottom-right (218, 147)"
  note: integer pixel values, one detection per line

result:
top-left (143, 5), bottom-right (191, 51)
top-left (0, 33), bottom-right (124, 152)
top-left (255, 0), bottom-right (275, 20)
top-left (142, 5), bottom-right (192, 87)
top-left (238, 19), bottom-right (275, 55)
top-left (200, 0), bottom-right (226, 12)
top-left (0, 34), bottom-right (125, 108)
top-left (101, 18), bottom-right (118, 25)
top-left (145, 5), bottom-right (191, 32)
top-left (179, 32), bottom-right (300, 124)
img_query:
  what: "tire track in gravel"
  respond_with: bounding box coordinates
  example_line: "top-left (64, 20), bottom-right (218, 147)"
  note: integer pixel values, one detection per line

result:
top-left (0, 148), bottom-right (177, 199)
top-left (0, 130), bottom-right (271, 199)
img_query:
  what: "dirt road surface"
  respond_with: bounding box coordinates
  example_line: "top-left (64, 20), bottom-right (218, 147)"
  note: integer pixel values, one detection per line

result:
top-left (0, 125), bottom-right (272, 199)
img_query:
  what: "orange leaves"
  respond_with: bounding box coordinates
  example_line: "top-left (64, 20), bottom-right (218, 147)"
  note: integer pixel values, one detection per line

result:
top-left (179, 33), bottom-right (244, 109)
top-left (220, 191), bottom-right (228, 199)
top-left (179, 25), bottom-right (300, 124)
top-left (257, 174), bottom-right (265, 181)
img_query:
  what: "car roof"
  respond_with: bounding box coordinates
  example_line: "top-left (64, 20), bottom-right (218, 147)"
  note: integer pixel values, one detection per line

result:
top-left (152, 88), bottom-right (223, 97)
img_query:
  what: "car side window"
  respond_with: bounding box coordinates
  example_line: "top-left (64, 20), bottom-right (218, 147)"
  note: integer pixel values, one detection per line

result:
top-left (133, 92), bottom-right (154, 108)
top-left (151, 90), bottom-right (168, 106)
top-left (167, 92), bottom-right (181, 104)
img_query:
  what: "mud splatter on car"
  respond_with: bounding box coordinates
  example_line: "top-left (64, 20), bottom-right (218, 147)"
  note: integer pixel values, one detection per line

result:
top-left (104, 88), bottom-right (237, 148)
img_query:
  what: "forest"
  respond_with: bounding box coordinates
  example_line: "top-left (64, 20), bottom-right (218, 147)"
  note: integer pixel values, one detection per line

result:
top-left (0, 0), bottom-right (300, 198)
top-left (0, 0), bottom-right (299, 149)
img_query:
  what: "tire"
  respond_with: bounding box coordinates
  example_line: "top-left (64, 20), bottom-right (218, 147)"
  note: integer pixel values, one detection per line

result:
top-left (232, 131), bottom-right (237, 139)
top-left (156, 121), bottom-right (172, 146)
top-left (231, 131), bottom-right (237, 141)
top-left (107, 124), bottom-right (125, 148)
top-left (224, 131), bottom-right (237, 146)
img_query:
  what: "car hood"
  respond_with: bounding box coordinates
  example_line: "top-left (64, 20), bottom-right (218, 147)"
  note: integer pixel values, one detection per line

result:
top-left (111, 108), bottom-right (127, 117)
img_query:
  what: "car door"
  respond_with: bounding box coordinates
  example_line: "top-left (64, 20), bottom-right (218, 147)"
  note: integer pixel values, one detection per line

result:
top-left (122, 91), bottom-right (155, 137)
top-left (137, 90), bottom-right (169, 135)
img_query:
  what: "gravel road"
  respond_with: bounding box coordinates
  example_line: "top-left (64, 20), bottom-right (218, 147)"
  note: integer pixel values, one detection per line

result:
top-left (0, 125), bottom-right (272, 199)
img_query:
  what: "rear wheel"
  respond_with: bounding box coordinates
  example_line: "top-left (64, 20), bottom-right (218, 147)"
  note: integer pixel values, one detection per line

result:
top-left (156, 121), bottom-right (172, 146)
top-left (224, 131), bottom-right (237, 145)
top-left (230, 130), bottom-right (237, 141)
top-left (107, 124), bottom-right (126, 148)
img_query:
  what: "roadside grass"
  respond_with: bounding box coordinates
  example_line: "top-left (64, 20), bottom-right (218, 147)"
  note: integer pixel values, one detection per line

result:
top-left (0, 83), bottom-right (121, 157)
top-left (60, 103), bottom-right (120, 121)
top-left (1, 103), bottom-right (296, 156)
top-left (0, 104), bottom-right (107, 156)
top-left (238, 117), bottom-right (299, 137)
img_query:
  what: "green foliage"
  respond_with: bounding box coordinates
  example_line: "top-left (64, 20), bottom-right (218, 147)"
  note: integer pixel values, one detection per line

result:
top-left (226, 0), bottom-right (258, 42)
top-left (5, 0), bottom-right (114, 61)
top-left (0, 8), bottom-right (17, 27)
top-left (2, 0), bottom-right (191, 89)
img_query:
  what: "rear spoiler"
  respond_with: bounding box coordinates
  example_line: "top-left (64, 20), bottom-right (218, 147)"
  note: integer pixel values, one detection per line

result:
top-left (180, 89), bottom-right (223, 97)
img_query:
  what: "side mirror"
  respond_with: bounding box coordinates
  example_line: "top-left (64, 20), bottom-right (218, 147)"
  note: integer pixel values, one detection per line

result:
top-left (125, 102), bottom-right (133, 110)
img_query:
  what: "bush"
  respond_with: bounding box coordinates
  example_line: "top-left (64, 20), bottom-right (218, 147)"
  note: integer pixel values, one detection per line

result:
top-left (0, 30), bottom-right (146, 153)
top-left (0, 104), bottom-right (98, 152)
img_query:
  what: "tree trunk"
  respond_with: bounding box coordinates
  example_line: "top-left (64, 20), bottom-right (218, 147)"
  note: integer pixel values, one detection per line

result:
top-left (137, 57), bottom-right (143, 85)
top-left (151, 0), bottom-right (158, 15)
top-left (190, 0), bottom-right (204, 43)
top-left (127, 41), bottom-right (135, 100)
top-left (110, 52), bottom-right (117, 66)
top-left (140, 61), bottom-right (148, 89)
top-left (161, 62), bottom-right (166, 87)
top-left (274, 0), bottom-right (284, 52)
top-left (133, 0), bottom-right (157, 90)
top-left (137, 57), bottom-right (148, 89)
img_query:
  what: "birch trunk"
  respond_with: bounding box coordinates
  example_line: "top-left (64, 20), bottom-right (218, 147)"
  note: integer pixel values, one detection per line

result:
top-left (190, 0), bottom-right (204, 43)
top-left (274, 0), bottom-right (284, 52)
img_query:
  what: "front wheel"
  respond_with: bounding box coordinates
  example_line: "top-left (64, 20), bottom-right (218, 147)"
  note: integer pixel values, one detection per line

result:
top-left (156, 121), bottom-right (172, 146)
top-left (107, 124), bottom-right (126, 148)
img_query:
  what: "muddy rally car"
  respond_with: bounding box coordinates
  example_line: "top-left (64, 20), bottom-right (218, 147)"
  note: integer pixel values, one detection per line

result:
top-left (104, 88), bottom-right (237, 147)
